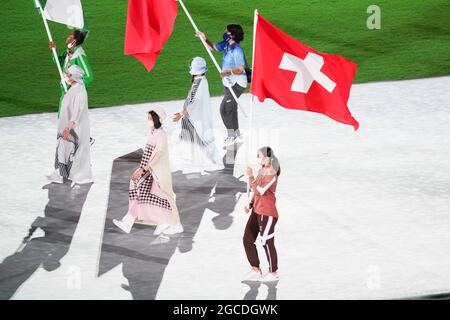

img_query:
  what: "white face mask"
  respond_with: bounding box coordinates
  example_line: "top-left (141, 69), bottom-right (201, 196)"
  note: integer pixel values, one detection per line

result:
top-left (67, 41), bottom-right (75, 49)
top-left (147, 120), bottom-right (154, 129)
top-left (64, 75), bottom-right (71, 85)
top-left (255, 157), bottom-right (265, 166)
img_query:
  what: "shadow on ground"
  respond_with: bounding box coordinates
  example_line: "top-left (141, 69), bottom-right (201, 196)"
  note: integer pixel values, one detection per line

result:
top-left (97, 145), bottom-right (247, 299)
top-left (0, 182), bottom-right (92, 299)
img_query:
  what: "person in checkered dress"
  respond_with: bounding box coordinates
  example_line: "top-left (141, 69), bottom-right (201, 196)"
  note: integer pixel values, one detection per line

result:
top-left (128, 143), bottom-right (172, 210)
top-left (113, 107), bottom-right (183, 235)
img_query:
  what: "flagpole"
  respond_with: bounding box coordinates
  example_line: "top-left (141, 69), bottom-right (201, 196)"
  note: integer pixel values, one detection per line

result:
top-left (34, 0), bottom-right (68, 93)
top-left (246, 9), bottom-right (258, 201)
top-left (177, 0), bottom-right (247, 118)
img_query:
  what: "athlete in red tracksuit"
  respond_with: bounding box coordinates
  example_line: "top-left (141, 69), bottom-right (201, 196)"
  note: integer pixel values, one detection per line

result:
top-left (243, 146), bottom-right (281, 282)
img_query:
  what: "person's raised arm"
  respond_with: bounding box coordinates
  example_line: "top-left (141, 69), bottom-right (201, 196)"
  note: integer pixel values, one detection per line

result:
top-left (195, 31), bottom-right (217, 52)
top-left (49, 41), bottom-right (65, 65)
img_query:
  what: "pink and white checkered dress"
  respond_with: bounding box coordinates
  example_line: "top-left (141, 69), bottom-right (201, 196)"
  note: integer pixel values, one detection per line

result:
top-left (127, 129), bottom-right (174, 224)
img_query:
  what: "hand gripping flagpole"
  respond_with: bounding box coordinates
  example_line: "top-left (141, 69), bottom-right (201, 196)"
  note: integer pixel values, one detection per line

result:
top-left (34, 0), bottom-right (68, 93)
top-left (246, 9), bottom-right (258, 202)
top-left (177, 0), bottom-right (247, 118)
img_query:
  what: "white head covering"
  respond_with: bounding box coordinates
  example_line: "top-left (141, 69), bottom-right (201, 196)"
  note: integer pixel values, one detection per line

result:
top-left (67, 65), bottom-right (85, 84)
top-left (148, 106), bottom-right (167, 122)
top-left (189, 57), bottom-right (207, 75)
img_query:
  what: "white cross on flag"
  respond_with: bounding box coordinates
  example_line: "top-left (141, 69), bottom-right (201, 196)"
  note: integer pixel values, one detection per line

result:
top-left (250, 14), bottom-right (359, 130)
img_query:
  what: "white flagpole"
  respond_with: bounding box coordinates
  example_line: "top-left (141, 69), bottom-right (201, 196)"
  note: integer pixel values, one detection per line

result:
top-left (177, 0), bottom-right (247, 118)
top-left (34, 0), bottom-right (68, 92)
top-left (246, 9), bottom-right (258, 201)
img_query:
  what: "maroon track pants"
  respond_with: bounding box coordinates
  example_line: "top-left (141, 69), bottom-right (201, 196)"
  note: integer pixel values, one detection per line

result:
top-left (243, 211), bottom-right (278, 273)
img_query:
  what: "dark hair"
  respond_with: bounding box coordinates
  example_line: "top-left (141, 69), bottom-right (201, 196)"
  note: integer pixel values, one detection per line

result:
top-left (72, 30), bottom-right (87, 46)
top-left (258, 146), bottom-right (281, 176)
top-left (148, 110), bottom-right (162, 129)
top-left (227, 24), bottom-right (244, 42)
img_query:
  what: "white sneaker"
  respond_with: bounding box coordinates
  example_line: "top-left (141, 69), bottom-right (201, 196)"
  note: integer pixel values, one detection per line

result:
top-left (242, 269), bottom-right (262, 281)
top-left (153, 223), bottom-right (171, 235)
top-left (71, 178), bottom-right (94, 187)
top-left (46, 171), bottom-right (63, 184)
top-left (234, 134), bottom-right (243, 145)
top-left (163, 223), bottom-right (184, 235)
top-left (223, 136), bottom-right (236, 148)
top-left (113, 214), bottom-right (136, 234)
top-left (150, 234), bottom-right (171, 246)
top-left (113, 219), bottom-right (131, 234)
top-left (259, 272), bottom-right (279, 282)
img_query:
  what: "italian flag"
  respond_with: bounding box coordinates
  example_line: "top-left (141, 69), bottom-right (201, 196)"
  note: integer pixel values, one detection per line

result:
top-left (34, 0), bottom-right (87, 30)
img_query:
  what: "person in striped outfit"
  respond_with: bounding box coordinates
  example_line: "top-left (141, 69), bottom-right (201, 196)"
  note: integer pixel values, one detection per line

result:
top-left (173, 57), bottom-right (223, 167)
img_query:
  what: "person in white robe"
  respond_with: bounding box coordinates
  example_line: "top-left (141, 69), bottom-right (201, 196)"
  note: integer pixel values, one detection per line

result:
top-left (173, 57), bottom-right (223, 169)
top-left (47, 65), bottom-right (93, 187)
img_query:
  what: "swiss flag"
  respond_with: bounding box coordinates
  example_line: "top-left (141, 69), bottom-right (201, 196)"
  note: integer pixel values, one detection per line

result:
top-left (250, 14), bottom-right (359, 130)
top-left (124, 0), bottom-right (178, 72)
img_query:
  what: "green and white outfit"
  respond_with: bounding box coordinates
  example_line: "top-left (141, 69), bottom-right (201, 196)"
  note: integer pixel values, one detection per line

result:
top-left (54, 46), bottom-right (93, 116)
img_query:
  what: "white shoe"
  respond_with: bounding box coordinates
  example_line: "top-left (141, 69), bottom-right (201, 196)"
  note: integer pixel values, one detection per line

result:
top-left (150, 234), bottom-right (171, 245)
top-left (153, 223), bottom-right (171, 235)
top-left (223, 136), bottom-right (236, 148)
top-left (259, 272), bottom-right (279, 282)
top-left (113, 214), bottom-right (136, 234)
top-left (242, 269), bottom-right (262, 281)
top-left (46, 171), bottom-right (63, 184)
top-left (163, 223), bottom-right (184, 235)
top-left (234, 134), bottom-right (243, 145)
top-left (71, 178), bottom-right (94, 187)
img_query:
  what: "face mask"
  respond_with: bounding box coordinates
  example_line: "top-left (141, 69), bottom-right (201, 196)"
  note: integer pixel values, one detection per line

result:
top-left (67, 41), bottom-right (75, 49)
top-left (64, 75), bottom-right (71, 85)
top-left (223, 33), bottom-right (231, 42)
top-left (147, 120), bottom-right (154, 129)
top-left (256, 157), bottom-right (265, 166)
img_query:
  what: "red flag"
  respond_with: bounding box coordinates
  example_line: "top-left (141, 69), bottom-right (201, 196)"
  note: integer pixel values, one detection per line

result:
top-left (250, 14), bottom-right (359, 130)
top-left (124, 0), bottom-right (178, 72)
